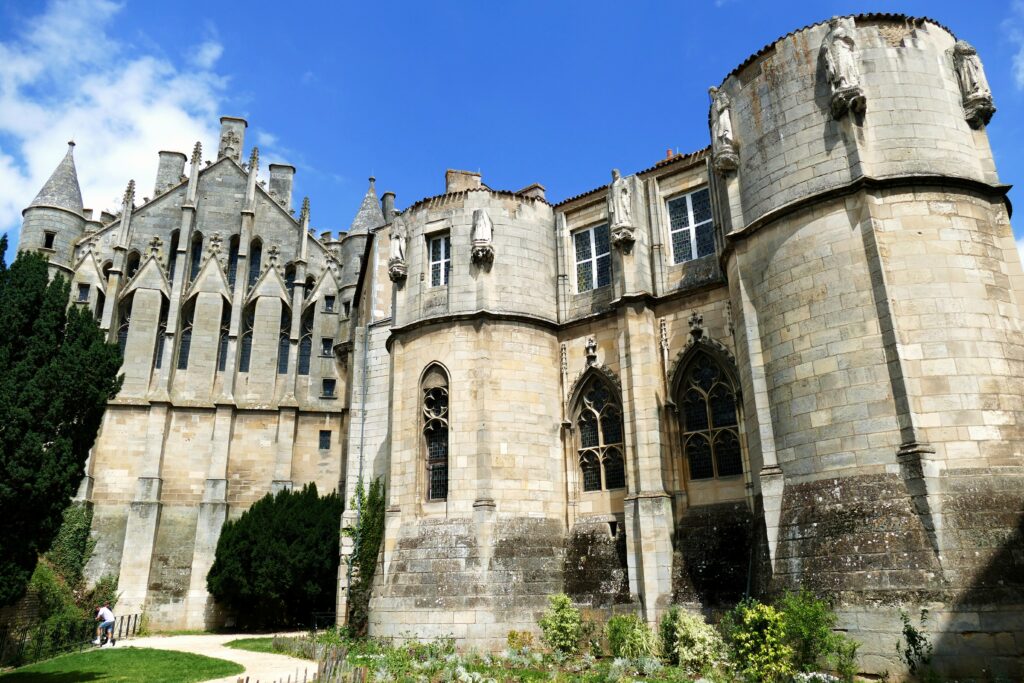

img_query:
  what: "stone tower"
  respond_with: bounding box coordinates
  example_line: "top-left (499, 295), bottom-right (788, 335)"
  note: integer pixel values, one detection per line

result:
top-left (20, 142), bottom-right (87, 278)
top-left (713, 15), bottom-right (1022, 676)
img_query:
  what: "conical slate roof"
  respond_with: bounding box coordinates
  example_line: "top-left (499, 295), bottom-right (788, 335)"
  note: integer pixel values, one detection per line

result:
top-left (30, 142), bottom-right (84, 214)
top-left (347, 177), bottom-right (385, 234)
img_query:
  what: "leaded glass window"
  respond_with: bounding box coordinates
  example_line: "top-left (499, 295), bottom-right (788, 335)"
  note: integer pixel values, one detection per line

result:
top-left (189, 232), bottom-right (203, 281)
top-left (422, 366), bottom-right (450, 501)
top-left (238, 306), bottom-right (255, 373)
top-left (278, 308), bottom-right (291, 375)
top-left (177, 302), bottom-right (194, 370)
top-left (247, 239), bottom-right (262, 289)
top-left (574, 224), bottom-right (611, 293)
top-left (297, 312), bottom-right (313, 375)
top-left (667, 187), bottom-right (714, 265)
top-left (429, 235), bottom-right (451, 287)
top-left (154, 299), bottom-right (169, 370)
top-left (226, 235), bottom-right (239, 288)
top-left (678, 351), bottom-right (743, 480)
top-left (217, 304), bottom-right (230, 372)
top-left (575, 374), bottom-right (626, 491)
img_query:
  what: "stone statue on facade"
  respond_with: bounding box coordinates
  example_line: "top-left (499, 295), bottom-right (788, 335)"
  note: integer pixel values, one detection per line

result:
top-left (388, 214), bottom-right (408, 283)
top-left (608, 169), bottom-right (636, 253)
top-left (471, 209), bottom-right (495, 267)
top-left (708, 86), bottom-right (739, 175)
top-left (822, 16), bottom-right (866, 119)
top-left (952, 40), bottom-right (996, 128)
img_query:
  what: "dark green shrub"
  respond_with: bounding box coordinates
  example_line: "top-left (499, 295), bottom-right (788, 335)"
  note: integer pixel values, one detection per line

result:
top-left (776, 589), bottom-right (838, 672)
top-left (537, 593), bottom-right (582, 653)
top-left (207, 483), bottom-right (343, 628)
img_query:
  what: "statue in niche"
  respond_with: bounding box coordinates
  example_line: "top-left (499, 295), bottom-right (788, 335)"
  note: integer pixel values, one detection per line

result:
top-left (388, 214), bottom-right (408, 283)
top-left (952, 40), bottom-right (996, 128)
top-left (608, 170), bottom-right (636, 253)
top-left (708, 86), bottom-right (739, 175)
top-left (471, 208), bottom-right (495, 267)
top-left (822, 16), bottom-right (866, 119)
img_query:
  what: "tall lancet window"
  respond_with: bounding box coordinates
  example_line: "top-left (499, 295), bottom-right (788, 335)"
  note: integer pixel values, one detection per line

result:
top-left (678, 351), bottom-right (743, 480)
top-left (167, 230), bottom-right (180, 281)
top-left (227, 235), bottom-right (240, 288)
top-left (116, 295), bottom-right (133, 358)
top-left (297, 311), bottom-right (314, 375)
top-left (153, 298), bottom-right (169, 369)
top-left (216, 303), bottom-right (231, 372)
top-left (575, 374), bottom-right (626, 492)
top-left (422, 365), bottom-right (450, 502)
top-left (125, 251), bottom-right (141, 279)
top-left (189, 232), bottom-right (204, 282)
top-left (247, 238), bottom-right (262, 289)
top-left (177, 299), bottom-right (195, 370)
top-left (238, 305), bottom-right (255, 373)
top-left (278, 307), bottom-right (291, 374)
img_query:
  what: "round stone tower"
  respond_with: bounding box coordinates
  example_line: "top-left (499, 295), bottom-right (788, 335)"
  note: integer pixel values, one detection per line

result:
top-left (715, 15), bottom-right (1023, 677)
top-left (20, 141), bottom-right (87, 278)
top-left (369, 174), bottom-right (564, 646)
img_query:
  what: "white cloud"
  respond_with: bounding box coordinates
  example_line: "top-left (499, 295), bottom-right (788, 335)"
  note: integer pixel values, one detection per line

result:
top-left (1007, 1), bottom-right (1024, 90)
top-left (0, 0), bottom-right (228, 251)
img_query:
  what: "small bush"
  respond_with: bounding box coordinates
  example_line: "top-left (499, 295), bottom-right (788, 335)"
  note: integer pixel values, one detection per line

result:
top-left (897, 609), bottom-right (937, 683)
top-left (660, 607), bottom-right (722, 677)
top-left (830, 634), bottom-right (860, 683)
top-left (721, 598), bottom-right (794, 683)
top-left (605, 614), bottom-right (656, 659)
top-left (537, 593), bottom-right (582, 654)
top-left (776, 589), bottom-right (838, 672)
top-left (506, 630), bottom-right (535, 651)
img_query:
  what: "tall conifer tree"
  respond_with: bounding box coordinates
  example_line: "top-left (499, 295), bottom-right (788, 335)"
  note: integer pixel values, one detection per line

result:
top-left (0, 236), bottom-right (123, 605)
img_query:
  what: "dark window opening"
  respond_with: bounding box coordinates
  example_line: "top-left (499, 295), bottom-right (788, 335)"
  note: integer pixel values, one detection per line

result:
top-left (321, 338), bottom-right (333, 357)
top-left (321, 378), bottom-right (336, 398)
top-left (678, 351), bottom-right (744, 481)
top-left (319, 430), bottom-right (331, 450)
top-left (77, 283), bottom-right (90, 302)
top-left (324, 295), bottom-right (335, 312)
top-left (43, 231), bottom-right (55, 249)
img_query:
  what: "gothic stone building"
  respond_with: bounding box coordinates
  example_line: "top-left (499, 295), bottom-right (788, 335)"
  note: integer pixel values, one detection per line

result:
top-left (17, 14), bottom-right (1024, 678)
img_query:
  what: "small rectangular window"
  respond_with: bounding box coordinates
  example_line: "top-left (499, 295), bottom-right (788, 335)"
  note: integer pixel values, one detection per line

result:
top-left (321, 378), bottom-right (336, 398)
top-left (667, 187), bottom-right (714, 265)
top-left (324, 295), bottom-right (335, 312)
top-left (321, 338), bottom-right (333, 357)
top-left (43, 232), bottom-right (55, 249)
top-left (573, 224), bottom-right (611, 293)
top-left (319, 430), bottom-right (331, 450)
top-left (342, 302), bottom-right (351, 317)
top-left (77, 283), bottom-right (90, 302)
top-left (429, 234), bottom-right (451, 287)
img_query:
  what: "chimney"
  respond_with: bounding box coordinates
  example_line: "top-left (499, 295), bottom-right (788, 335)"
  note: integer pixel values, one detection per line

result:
top-left (517, 183), bottom-right (546, 201)
top-left (381, 191), bottom-right (396, 222)
top-left (217, 116), bottom-right (247, 163)
top-left (154, 151), bottom-right (187, 196)
top-left (445, 169), bottom-right (482, 194)
top-left (268, 164), bottom-right (296, 211)
top-left (320, 230), bottom-right (332, 242)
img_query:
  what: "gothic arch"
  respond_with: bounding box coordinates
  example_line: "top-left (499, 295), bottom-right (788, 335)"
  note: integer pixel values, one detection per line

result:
top-left (567, 364), bottom-right (622, 415)
top-left (668, 334), bottom-right (740, 401)
top-left (420, 362), bottom-right (450, 501)
top-left (569, 368), bottom-right (626, 493)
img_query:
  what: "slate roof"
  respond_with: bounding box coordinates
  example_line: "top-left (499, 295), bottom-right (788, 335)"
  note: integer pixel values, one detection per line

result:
top-left (348, 177), bottom-right (386, 234)
top-left (30, 142), bottom-right (84, 214)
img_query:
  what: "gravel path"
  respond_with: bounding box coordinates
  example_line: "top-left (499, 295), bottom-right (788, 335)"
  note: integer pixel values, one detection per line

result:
top-left (125, 633), bottom-right (316, 683)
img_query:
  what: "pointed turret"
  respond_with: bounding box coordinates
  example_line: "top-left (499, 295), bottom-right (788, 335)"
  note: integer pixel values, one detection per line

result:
top-left (347, 177), bottom-right (386, 235)
top-left (29, 141), bottom-right (84, 214)
top-left (21, 141), bottom-right (87, 277)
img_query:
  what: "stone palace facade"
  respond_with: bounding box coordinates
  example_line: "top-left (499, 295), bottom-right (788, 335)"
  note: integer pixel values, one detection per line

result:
top-left (16, 13), bottom-right (1024, 677)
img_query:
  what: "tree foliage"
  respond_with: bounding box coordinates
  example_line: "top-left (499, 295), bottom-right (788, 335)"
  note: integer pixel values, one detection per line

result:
top-left (0, 238), bottom-right (123, 606)
top-left (207, 483), bottom-right (343, 628)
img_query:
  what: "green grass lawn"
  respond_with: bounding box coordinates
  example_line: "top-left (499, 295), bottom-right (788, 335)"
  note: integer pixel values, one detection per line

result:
top-left (0, 647), bottom-right (244, 682)
top-left (224, 636), bottom-right (276, 654)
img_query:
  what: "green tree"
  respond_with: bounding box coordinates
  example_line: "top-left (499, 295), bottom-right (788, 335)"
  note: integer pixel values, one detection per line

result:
top-left (0, 237), bottom-right (123, 606)
top-left (207, 483), bottom-right (343, 628)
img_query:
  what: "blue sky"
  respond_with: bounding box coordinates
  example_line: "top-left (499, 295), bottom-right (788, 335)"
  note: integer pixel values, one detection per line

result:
top-left (1, 1), bottom-right (1022, 258)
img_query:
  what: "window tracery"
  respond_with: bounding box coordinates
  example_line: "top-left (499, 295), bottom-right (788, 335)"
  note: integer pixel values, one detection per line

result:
top-left (422, 366), bottom-right (449, 501)
top-left (575, 374), bottom-right (626, 492)
top-left (678, 351), bottom-right (743, 480)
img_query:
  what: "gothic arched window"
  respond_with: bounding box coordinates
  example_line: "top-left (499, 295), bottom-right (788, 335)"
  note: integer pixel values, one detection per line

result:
top-left (678, 350), bottom-right (743, 480)
top-left (247, 239), bottom-right (262, 289)
top-left (422, 365), bottom-right (449, 501)
top-left (278, 307), bottom-right (291, 374)
top-left (167, 230), bottom-right (180, 280)
top-left (297, 310), bottom-right (314, 375)
top-left (575, 374), bottom-right (626, 492)
top-left (116, 295), bottom-right (133, 357)
top-left (216, 303), bottom-right (231, 372)
top-left (238, 305), bottom-right (255, 373)
top-left (153, 298), bottom-right (169, 369)
top-left (125, 251), bottom-right (141, 279)
top-left (189, 231), bottom-right (203, 281)
top-left (227, 235), bottom-right (240, 288)
top-left (177, 299), bottom-right (195, 370)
